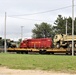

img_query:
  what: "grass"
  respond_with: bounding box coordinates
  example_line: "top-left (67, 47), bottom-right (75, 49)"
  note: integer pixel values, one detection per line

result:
top-left (0, 53), bottom-right (76, 73)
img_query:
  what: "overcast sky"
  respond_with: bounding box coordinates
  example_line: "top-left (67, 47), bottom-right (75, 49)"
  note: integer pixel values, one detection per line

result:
top-left (0, 0), bottom-right (76, 40)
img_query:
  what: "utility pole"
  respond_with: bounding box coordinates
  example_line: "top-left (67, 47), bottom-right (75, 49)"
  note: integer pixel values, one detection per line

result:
top-left (66, 18), bottom-right (67, 35)
top-left (4, 12), bottom-right (7, 53)
top-left (72, 0), bottom-right (74, 56)
top-left (21, 26), bottom-right (24, 41)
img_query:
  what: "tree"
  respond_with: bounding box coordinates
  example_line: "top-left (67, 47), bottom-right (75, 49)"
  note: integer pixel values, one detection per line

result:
top-left (53, 15), bottom-right (76, 35)
top-left (32, 22), bottom-right (53, 38)
top-left (53, 15), bottom-right (66, 34)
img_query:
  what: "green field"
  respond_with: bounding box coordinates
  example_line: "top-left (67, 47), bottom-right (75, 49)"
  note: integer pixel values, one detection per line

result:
top-left (0, 53), bottom-right (76, 73)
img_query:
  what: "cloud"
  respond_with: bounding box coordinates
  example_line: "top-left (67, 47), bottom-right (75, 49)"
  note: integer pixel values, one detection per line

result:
top-left (0, 0), bottom-right (76, 40)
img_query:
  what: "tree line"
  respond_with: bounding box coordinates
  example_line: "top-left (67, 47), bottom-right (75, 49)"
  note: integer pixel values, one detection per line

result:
top-left (32, 15), bottom-right (76, 38)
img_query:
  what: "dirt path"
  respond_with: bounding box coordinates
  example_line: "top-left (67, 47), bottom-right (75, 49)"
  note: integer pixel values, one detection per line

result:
top-left (0, 67), bottom-right (76, 75)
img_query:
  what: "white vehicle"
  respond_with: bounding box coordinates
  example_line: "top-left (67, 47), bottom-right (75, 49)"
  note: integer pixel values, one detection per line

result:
top-left (53, 34), bottom-right (76, 48)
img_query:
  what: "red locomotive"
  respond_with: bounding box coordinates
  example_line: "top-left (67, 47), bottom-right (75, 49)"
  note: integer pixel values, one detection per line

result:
top-left (20, 38), bottom-right (52, 49)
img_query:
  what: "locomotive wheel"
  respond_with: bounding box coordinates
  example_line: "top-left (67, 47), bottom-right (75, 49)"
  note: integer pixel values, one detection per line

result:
top-left (39, 50), bottom-right (42, 54)
top-left (42, 50), bottom-right (46, 54)
top-left (39, 50), bottom-right (46, 54)
top-left (25, 51), bottom-right (28, 54)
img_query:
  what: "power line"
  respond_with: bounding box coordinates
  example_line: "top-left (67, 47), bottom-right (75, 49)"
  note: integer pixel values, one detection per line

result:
top-left (8, 4), bottom-right (76, 22)
top-left (8, 16), bottom-right (53, 23)
top-left (9, 5), bottom-right (76, 17)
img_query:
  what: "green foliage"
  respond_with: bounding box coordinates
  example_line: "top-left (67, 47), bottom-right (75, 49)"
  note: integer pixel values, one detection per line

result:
top-left (74, 17), bottom-right (76, 34)
top-left (53, 15), bottom-right (76, 35)
top-left (0, 39), bottom-right (4, 47)
top-left (32, 15), bottom-right (76, 38)
top-left (0, 53), bottom-right (76, 73)
top-left (53, 15), bottom-right (66, 34)
top-left (32, 22), bottom-right (53, 38)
